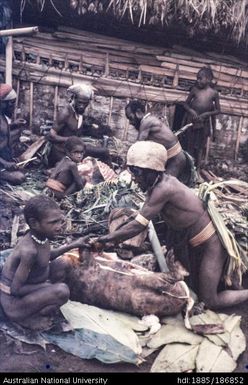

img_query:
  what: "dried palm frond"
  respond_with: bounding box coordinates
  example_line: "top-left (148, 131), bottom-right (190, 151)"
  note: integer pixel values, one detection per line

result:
top-left (18, 0), bottom-right (248, 45)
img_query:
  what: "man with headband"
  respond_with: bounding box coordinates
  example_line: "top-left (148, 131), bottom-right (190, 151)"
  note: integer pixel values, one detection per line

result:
top-left (47, 83), bottom-right (110, 167)
top-left (0, 84), bottom-right (26, 184)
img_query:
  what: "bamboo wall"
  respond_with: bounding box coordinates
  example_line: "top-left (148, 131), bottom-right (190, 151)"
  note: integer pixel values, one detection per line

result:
top-left (1, 26), bottom-right (247, 159)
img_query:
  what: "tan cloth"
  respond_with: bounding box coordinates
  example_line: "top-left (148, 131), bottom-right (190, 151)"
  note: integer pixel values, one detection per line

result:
top-left (0, 282), bottom-right (11, 295)
top-left (189, 221), bottom-right (216, 248)
top-left (167, 141), bottom-right (182, 159)
top-left (135, 213), bottom-right (150, 227)
top-left (46, 178), bottom-right (66, 193)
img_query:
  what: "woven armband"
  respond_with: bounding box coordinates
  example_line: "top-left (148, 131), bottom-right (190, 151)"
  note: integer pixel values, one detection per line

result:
top-left (135, 213), bottom-right (150, 227)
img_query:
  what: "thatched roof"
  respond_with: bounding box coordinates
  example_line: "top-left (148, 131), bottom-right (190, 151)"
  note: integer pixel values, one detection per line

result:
top-left (18, 0), bottom-right (248, 46)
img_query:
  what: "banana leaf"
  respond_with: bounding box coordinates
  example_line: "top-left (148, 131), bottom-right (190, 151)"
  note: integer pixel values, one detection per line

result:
top-left (198, 181), bottom-right (248, 286)
top-left (147, 323), bottom-right (203, 349)
top-left (196, 339), bottom-right (236, 372)
top-left (48, 300), bottom-right (143, 364)
top-left (151, 343), bottom-right (199, 372)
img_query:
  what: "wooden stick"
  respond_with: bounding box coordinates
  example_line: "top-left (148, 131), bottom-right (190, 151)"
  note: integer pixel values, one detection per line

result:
top-left (10, 215), bottom-right (19, 247)
top-left (204, 137), bottom-right (211, 163)
top-left (53, 85), bottom-right (59, 122)
top-left (172, 64), bottom-right (179, 88)
top-left (148, 221), bottom-right (169, 273)
top-left (175, 123), bottom-right (193, 136)
top-left (235, 116), bottom-right (243, 160)
top-left (14, 78), bottom-right (20, 120)
top-left (5, 36), bottom-right (13, 85)
top-left (0, 27), bottom-right (39, 37)
top-left (108, 96), bottom-right (113, 126)
top-left (19, 137), bottom-right (46, 162)
top-left (122, 98), bottom-right (130, 141)
top-left (29, 82), bottom-right (34, 128)
top-left (104, 52), bottom-right (109, 77)
top-left (0, 157), bottom-right (37, 172)
top-left (16, 157), bottom-right (38, 167)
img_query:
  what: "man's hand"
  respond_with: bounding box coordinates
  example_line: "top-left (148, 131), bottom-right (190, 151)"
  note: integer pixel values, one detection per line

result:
top-left (11, 118), bottom-right (27, 129)
top-left (87, 237), bottom-right (103, 252)
top-left (89, 237), bottom-right (116, 252)
top-left (189, 109), bottom-right (198, 121)
top-left (2, 161), bottom-right (18, 171)
top-left (43, 131), bottom-right (54, 142)
top-left (74, 236), bottom-right (90, 249)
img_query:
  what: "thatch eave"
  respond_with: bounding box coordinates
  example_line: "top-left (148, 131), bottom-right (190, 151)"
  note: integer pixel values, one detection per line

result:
top-left (10, 1), bottom-right (247, 62)
top-left (14, 0), bottom-right (248, 48)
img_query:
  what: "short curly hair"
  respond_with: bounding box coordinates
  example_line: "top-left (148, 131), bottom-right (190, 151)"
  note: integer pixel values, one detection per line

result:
top-left (65, 136), bottom-right (85, 153)
top-left (198, 66), bottom-right (214, 80)
top-left (24, 195), bottom-right (60, 225)
top-left (126, 99), bottom-right (146, 114)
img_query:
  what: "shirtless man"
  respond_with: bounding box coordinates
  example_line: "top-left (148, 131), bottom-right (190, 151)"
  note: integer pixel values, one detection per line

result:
top-left (0, 84), bottom-right (26, 184)
top-left (0, 195), bottom-right (87, 330)
top-left (92, 141), bottom-right (248, 309)
top-left (47, 83), bottom-right (110, 167)
top-left (46, 136), bottom-right (86, 199)
top-left (125, 100), bottom-right (190, 184)
top-left (182, 66), bottom-right (220, 172)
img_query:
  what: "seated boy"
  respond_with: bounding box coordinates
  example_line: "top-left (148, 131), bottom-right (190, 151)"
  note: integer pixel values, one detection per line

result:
top-left (46, 136), bottom-right (86, 199)
top-left (0, 195), bottom-right (87, 330)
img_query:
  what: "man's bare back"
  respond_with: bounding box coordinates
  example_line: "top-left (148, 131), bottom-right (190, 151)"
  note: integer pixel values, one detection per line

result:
top-left (125, 102), bottom-right (188, 180)
top-left (138, 115), bottom-right (177, 148)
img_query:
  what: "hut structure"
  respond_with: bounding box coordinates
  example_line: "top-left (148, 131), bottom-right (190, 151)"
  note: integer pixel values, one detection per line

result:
top-left (1, 0), bottom-right (248, 161)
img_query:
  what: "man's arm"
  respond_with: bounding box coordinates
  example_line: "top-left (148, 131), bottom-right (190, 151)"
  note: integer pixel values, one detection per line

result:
top-left (182, 88), bottom-right (198, 119)
top-left (46, 109), bottom-right (70, 144)
top-left (137, 119), bottom-right (152, 141)
top-left (0, 156), bottom-right (17, 170)
top-left (97, 183), bottom-right (168, 245)
top-left (50, 237), bottom-right (89, 260)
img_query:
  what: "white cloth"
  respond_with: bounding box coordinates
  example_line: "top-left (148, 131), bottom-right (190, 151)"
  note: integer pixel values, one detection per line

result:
top-left (67, 84), bottom-right (95, 100)
top-left (3, 89), bottom-right (17, 101)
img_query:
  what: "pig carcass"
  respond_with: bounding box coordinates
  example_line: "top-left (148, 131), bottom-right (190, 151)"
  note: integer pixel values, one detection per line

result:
top-left (64, 248), bottom-right (191, 318)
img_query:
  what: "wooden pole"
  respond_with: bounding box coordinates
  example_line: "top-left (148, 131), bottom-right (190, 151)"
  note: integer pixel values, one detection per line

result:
top-left (3, 26), bottom-right (38, 86)
top-left (108, 96), bottom-right (113, 126)
top-left (29, 82), bottom-right (34, 128)
top-left (0, 26), bottom-right (39, 37)
top-left (122, 98), bottom-right (129, 141)
top-left (104, 52), bottom-right (109, 77)
top-left (53, 85), bottom-right (59, 122)
top-left (5, 36), bottom-right (13, 85)
top-left (234, 116), bottom-right (243, 160)
top-left (14, 78), bottom-right (20, 119)
top-left (172, 64), bottom-right (179, 88)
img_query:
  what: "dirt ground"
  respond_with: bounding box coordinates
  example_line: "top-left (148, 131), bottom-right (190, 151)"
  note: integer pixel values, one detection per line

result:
top-left (0, 301), bottom-right (248, 373)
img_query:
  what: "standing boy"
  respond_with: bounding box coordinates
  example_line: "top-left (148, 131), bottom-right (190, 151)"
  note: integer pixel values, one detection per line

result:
top-left (182, 67), bottom-right (220, 174)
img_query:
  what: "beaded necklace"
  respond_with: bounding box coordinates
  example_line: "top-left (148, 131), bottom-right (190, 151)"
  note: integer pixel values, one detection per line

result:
top-left (31, 234), bottom-right (48, 245)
